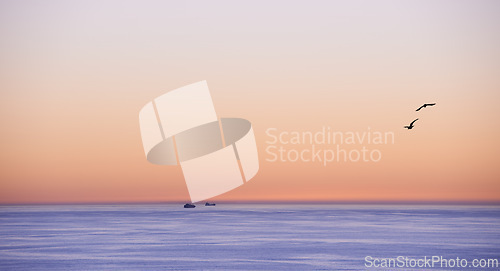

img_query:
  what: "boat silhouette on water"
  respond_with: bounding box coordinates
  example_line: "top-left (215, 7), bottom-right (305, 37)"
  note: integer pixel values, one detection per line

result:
top-left (184, 203), bottom-right (195, 208)
top-left (205, 202), bottom-right (216, 206)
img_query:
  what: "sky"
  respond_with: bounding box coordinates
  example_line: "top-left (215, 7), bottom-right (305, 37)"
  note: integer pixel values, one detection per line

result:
top-left (1, 0), bottom-right (499, 203)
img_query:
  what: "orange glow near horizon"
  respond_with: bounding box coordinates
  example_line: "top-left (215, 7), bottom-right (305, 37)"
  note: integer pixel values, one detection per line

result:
top-left (1, 1), bottom-right (499, 204)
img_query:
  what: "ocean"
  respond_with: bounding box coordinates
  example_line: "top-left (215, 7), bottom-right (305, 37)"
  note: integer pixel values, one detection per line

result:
top-left (0, 204), bottom-right (499, 270)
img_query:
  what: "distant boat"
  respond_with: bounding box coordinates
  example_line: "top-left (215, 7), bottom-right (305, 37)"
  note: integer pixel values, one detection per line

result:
top-left (184, 203), bottom-right (196, 208)
top-left (205, 202), bottom-right (216, 206)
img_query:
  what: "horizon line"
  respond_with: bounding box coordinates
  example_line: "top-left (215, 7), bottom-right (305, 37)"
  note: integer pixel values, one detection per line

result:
top-left (2, 200), bottom-right (500, 206)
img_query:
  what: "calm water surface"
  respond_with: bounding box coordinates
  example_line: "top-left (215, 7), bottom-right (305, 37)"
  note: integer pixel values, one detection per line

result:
top-left (0, 204), bottom-right (499, 270)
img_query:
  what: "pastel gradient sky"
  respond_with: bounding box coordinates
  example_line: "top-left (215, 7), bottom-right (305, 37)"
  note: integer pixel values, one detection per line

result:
top-left (1, 0), bottom-right (499, 203)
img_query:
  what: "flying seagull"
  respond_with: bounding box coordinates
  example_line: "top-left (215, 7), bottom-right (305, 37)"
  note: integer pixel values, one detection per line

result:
top-left (416, 103), bottom-right (436, 111)
top-left (404, 119), bottom-right (418, 129)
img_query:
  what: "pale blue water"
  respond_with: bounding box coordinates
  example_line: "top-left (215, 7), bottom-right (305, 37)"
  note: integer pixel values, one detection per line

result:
top-left (0, 204), bottom-right (499, 270)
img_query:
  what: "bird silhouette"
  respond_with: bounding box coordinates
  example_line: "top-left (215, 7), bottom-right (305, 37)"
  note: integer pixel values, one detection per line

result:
top-left (416, 103), bottom-right (436, 111)
top-left (404, 119), bottom-right (418, 129)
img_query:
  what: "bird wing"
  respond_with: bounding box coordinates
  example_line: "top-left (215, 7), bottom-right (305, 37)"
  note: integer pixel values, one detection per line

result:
top-left (416, 105), bottom-right (424, 111)
top-left (425, 103), bottom-right (436, 106)
top-left (410, 118), bottom-right (419, 125)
